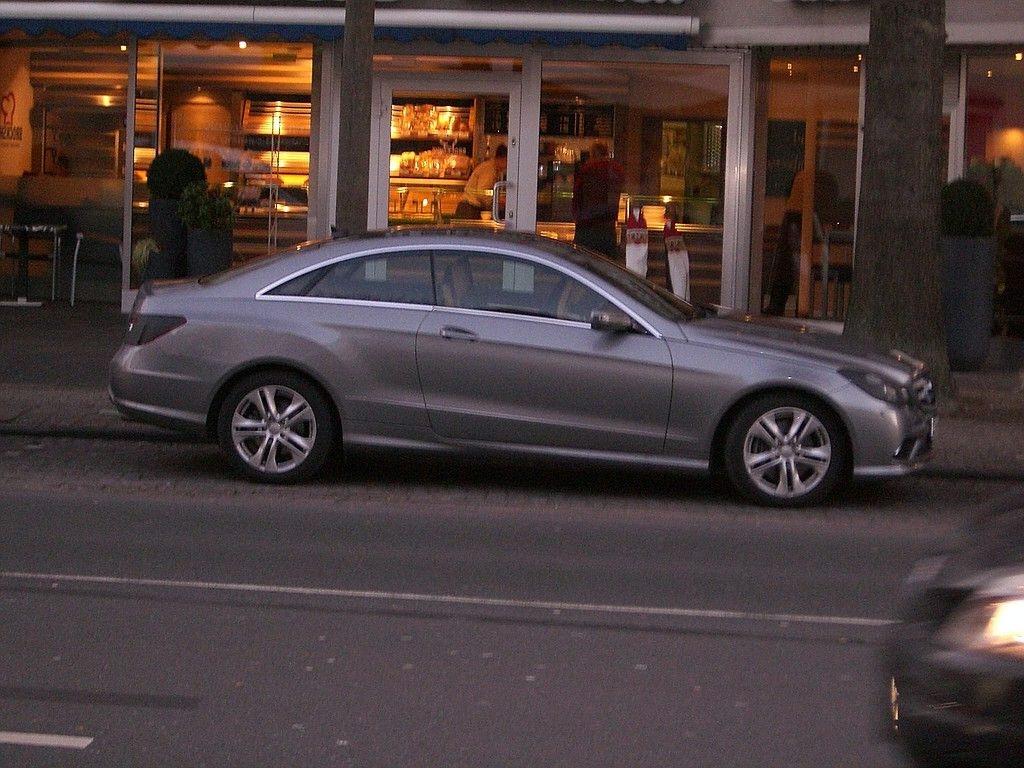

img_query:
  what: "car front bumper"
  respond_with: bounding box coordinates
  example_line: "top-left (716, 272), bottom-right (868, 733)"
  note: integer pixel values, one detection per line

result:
top-left (890, 636), bottom-right (1024, 765)
top-left (840, 384), bottom-right (934, 478)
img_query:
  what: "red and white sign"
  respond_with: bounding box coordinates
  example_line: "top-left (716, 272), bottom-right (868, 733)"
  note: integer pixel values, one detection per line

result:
top-left (625, 207), bottom-right (648, 277)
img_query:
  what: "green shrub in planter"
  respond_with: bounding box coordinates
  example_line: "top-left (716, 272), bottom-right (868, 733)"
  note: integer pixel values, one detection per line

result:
top-left (179, 182), bottom-right (235, 231)
top-left (179, 182), bottom-right (236, 277)
top-left (940, 178), bottom-right (997, 371)
top-left (144, 149), bottom-right (207, 280)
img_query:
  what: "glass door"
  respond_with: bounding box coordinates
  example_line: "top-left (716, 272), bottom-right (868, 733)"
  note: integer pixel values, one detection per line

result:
top-left (370, 72), bottom-right (523, 231)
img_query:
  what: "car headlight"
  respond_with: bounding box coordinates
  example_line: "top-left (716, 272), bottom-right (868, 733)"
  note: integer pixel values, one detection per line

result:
top-left (839, 369), bottom-right (910, 405)
top-left (937, 598), bottom-right (1024, 654)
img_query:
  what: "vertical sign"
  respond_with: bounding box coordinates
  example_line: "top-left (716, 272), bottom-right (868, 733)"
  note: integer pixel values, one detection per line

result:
top-left (0, 48), bottom-right (33, 177)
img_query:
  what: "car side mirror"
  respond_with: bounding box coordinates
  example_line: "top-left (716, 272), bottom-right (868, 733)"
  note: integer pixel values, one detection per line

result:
top-left (590, 308), bottom-right (635, 333)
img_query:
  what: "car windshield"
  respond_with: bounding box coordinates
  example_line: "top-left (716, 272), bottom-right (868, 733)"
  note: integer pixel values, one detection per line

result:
top-left (559, 244), bottom-right (702, 322)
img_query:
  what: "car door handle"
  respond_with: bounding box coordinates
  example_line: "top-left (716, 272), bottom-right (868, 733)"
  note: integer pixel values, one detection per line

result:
top-left (440, 326), bottom-right (478, 342)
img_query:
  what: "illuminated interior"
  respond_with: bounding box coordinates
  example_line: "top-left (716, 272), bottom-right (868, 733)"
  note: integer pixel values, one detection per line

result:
top-left (131, 40), bottom-right (314, 280)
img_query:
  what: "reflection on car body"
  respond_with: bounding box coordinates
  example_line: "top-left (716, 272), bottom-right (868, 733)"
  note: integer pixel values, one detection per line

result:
top-left (110, 229), bottom-right (935, 507)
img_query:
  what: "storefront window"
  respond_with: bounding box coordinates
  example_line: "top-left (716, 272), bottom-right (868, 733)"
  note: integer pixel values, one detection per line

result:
top-left (0, 39), bottom-right (128, 302)
top-left (373, 55), bottom-right (521, 230)
top-left (965, 51), bottom-right (1024, 335)
top-left (965, 53), bottom-right (1024, 201)
top-left (130, 41), bottom-right (313, 287)
top-left (757, 56), bottom-right (861, 319)
top-left (535, 61), bottom-right (729, 306)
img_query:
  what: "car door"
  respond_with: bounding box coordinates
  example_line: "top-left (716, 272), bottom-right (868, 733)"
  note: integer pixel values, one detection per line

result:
top-left (262, 248), bottom-right (434, 428)
top-left (416, 248), bottom-right (673, 454)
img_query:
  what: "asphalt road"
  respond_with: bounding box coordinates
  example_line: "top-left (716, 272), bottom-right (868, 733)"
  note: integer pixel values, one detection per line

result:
top-left (1, 435), bottom-right (1017, 768)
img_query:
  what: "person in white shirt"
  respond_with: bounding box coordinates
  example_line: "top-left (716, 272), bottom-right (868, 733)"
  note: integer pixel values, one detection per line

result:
top-left (454, 145), bottom-right (507, 220)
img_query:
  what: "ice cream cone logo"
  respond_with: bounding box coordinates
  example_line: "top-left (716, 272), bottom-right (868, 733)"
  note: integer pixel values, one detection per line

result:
top-left (626, 208), bottom-right (648, 243)
top-left (0, 91), bottom-right (15, 127)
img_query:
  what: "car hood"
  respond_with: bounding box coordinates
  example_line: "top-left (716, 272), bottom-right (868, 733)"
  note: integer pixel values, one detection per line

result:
top-left (683, 311), bottom-right (923, 382)
top-left (902, 493), bottom-right (1024, 600)
top-left (946, 495), bottom-right (1024, 580)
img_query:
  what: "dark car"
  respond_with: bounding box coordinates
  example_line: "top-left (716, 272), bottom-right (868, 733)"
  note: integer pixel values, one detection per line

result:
top-left (886, 490), bottom-right (1024, 766)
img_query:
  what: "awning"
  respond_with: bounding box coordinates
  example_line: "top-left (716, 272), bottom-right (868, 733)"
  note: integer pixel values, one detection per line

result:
top-left (0, 3), bottom-right (698, 49)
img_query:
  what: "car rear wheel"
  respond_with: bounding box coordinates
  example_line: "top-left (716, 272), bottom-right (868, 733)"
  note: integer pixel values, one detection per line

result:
top-left (217, 371), bottom-right (334, 484)
top-left (723, 392), bottom-right (847, 507)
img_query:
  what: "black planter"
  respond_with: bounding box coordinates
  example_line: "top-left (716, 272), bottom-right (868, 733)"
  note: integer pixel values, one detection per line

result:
top-left (186, 228), bottom-right (233, 277)
top-left (144, 197), bottom-right (188, 280)
top-left (942, 235), bottom-right (996, 371)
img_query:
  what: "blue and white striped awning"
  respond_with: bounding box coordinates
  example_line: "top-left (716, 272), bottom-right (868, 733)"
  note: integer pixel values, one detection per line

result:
top-left (0, 2), bottom-right (699, 50)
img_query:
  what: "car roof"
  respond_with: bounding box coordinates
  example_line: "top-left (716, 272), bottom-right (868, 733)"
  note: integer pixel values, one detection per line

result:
top-left (338, 226), bottom-right (555, 246)
top-left (325, 227), bottom-right (610, 268)
top-left (201, 227), bottom-right (612, 293)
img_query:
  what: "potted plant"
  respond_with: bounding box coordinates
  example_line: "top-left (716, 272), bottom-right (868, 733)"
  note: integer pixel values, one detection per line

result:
top-left (940, 178), bottom-right (997, 371)
top-left (144, 148), bottom-right (206, 280)
top-left (179, 181), bottom-right (235, 277)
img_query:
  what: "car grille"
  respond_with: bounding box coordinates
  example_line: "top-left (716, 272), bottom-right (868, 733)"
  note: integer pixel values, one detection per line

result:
top-left (911, 374), bottom-right (936, 411)
top-left (917, 586), bottom-right (971, 626)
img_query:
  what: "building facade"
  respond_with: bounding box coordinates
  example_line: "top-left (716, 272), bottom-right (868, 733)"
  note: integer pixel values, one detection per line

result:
top-left (0, 0), bottom-right (1021, 330)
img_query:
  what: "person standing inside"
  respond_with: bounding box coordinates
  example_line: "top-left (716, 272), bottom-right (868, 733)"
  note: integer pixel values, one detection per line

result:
top-left (454, 144), bottom-right (507, 220)
top-left (572, 141), bottom-right (625, 260)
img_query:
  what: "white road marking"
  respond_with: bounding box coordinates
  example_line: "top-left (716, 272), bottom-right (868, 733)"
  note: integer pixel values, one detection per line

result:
top-left (0, 570), bottom-right (892, 628)
top-left (0, 731), bottom-right (94, 749)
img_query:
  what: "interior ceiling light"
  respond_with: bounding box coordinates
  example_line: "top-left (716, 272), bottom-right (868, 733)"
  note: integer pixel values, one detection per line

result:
top-left (239, 40), bottom-right (248, 50)
top-left (1016, 52), bottom-right (1023, 61)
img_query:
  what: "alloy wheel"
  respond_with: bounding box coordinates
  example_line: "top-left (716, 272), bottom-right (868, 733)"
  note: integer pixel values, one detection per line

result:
top-left (230, 385), bottom-right (317, 475)
top-left (742, 406), bottom-right (832, 499)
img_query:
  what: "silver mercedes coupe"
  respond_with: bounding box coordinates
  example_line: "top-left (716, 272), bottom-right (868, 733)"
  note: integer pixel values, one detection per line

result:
top-left (110, 229), bottom-right (935, 506)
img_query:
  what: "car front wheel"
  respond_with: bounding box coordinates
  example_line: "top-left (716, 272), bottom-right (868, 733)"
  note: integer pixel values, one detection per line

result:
top-left (217, 371), bottom-right (335, 484)
top-left (723, 392), bottom-right (847, 507)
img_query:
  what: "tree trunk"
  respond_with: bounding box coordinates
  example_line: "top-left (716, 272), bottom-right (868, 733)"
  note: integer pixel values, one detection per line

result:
top-left (335, 0), bottom-right (374, 236)
top-left (845, 0), bottom-right (952, 400)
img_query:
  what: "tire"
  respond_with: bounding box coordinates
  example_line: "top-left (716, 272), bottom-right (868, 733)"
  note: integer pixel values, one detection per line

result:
top-left (722, 392), bottom-right (848, 507)
top-left (216, 370), bottom-right (335, 484)
top-left (900, 727), bottom-right (967, 768)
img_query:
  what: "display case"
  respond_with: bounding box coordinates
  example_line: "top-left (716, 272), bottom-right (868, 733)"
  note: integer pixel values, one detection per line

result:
top-left (388, 97), bottom-right (485, 225)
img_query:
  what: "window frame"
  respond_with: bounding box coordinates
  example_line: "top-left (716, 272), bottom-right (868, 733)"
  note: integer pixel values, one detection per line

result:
top-left (432, 248), bottom-right (616, 326)
top-left (256, 242), bottom-right (660, 336)
top-left (257, 246), bottom-right (437, 310)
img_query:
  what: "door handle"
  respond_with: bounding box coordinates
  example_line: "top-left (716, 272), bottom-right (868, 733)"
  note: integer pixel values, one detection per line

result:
top-left (491, 180), bottom-right (509, 224)
top-left (440, 326), bottom-right (478, 342)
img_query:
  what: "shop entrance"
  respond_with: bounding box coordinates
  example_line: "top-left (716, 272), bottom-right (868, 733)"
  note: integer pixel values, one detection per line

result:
top-left (369, 72), bottom-right (525, 232)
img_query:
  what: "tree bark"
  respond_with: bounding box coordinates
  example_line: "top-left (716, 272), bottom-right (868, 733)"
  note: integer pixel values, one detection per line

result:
top-left (335, 0), bottom-right (374, 236)
top-left (845, 0), bottom-right (952, 399)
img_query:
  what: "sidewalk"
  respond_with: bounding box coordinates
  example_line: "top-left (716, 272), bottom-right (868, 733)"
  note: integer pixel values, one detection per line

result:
top-left (2, 302), bottom-right (1023, 479)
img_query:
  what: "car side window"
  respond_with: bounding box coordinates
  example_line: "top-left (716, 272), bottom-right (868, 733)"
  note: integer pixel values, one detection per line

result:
top-left (433, 250), bottom-right (614, 323)
top-left (267, 251), bottom-right (434, 306)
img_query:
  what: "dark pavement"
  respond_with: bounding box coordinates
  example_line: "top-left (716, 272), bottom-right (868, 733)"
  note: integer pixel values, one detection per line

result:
top-left (4, 439), bottom-right (1017, 768)
top-left (1, 485), bottom-right (954, 768)
top-left (2, 302), bottom-right (1022, 766)
top-left (0, 303), bottom-right (125, 389)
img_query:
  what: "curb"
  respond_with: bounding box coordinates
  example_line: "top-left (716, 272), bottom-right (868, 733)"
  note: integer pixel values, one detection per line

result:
top-left (916, 468), bottom-right (1024, 483)
top-left (2, 428), bottom-right (1024, 483)
top-left (0, 427), bottom-right (199, 444)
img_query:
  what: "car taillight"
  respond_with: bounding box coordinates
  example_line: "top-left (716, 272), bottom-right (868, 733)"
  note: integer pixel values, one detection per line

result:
top-left (125, 314), bottom-right (187, 345)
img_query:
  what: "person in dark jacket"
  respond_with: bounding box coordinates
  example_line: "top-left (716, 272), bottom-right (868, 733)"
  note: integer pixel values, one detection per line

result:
top-left (572, 141), bottom-right (625, 260)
